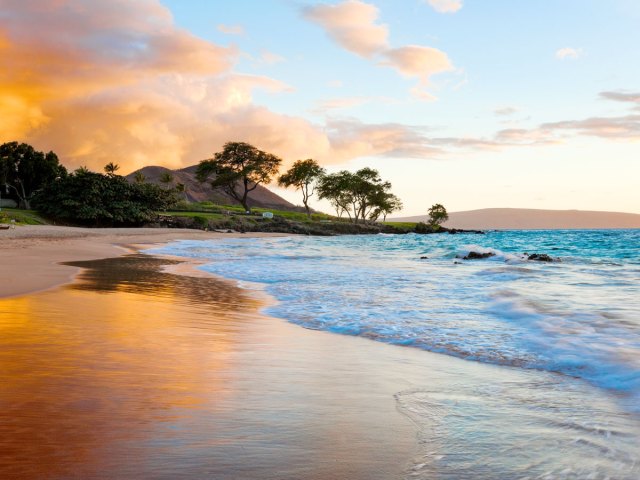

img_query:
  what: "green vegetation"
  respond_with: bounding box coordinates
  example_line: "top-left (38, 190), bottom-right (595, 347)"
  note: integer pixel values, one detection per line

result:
top-left (317, 168), bottom-right (402, 223)
top-left (428, 203), bottom-right (449, 230)
top-left (34, 168), bottom-right (177, 226)
top-left (0, 141), bottom-right (67, 209)
top-left (383, 221), bottom-right (417, 232)
top-left (1, 140), bottom-right (460, 235)
top-left (0, 208), bottom-right (48, 225)
top-left (197, 142), bottom-right (282, 213)
top-left (278, 159), bottom-right (325, 218)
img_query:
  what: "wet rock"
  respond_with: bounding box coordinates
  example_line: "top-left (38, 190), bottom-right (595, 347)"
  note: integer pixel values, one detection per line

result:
top-left (527, 253), bottom-right (559, 262)
top-left (420, 256), bottom-right (429, 259)
top-left (463, 251), bottom-right (496, 260)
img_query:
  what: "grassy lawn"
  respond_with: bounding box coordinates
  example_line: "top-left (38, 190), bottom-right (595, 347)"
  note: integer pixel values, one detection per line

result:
top-left (383, 221), bottom-right (417, 231)
top-left (160, 211), bottom-right (226, 220)
top-left (169, 202), bottom-right (339, 223)
top-left (0, 208), bottom-right (49, 225)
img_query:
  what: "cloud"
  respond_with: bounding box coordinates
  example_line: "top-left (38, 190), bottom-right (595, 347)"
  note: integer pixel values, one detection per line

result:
top-left (556, 47), bottom-right (582, 60)
top-left (0, 0), bottom-right (333, 172)
top-left (326, 118), bottom-right (443, 160)
top-left (217, 24), bottom-right (244, 35)
top-left (303, 0), bottom-right (388, 58)
top-left (600, 91), bottom-right (640, 109)
top-left (313, 97), bottom-right (373, 115)
top-left (259, 51), bottom-right (286, 65)
top-left (382, 45), bottom-right (453, 82)
top-left (540, 115), bottom-right (640, 139)
top-left (425, 0), bottom-right (463, 13)
top-left (303, 1), bottom-right (455, 99)
top-left (494, 106), bottom-right (518, 116)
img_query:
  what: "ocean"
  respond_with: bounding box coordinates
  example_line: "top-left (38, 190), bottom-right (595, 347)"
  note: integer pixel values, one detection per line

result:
top-left (151, 230), bottom-right (640, 406)
top-left (148, 230), bottom-right (640, 478)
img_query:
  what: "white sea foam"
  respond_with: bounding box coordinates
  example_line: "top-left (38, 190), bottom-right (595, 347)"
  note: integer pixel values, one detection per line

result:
top-left (149, 230), bottom-right (640, 410)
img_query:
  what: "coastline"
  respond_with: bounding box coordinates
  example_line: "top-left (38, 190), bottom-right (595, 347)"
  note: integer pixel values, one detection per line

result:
top-left (0, 225), bottom-right (289, 299)
top-left (2, 226), bottom-right (639, 478)
top-left (1, 225), bottom-right (422, 478)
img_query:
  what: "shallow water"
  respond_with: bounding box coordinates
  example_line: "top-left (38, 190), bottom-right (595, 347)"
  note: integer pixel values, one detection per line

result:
top-left (150, 230), bottom-right (640, 411)
top-left (1, 246), bottom-right (640, 479)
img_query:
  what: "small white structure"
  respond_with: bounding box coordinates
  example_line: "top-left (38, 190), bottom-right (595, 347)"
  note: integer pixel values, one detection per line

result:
top-left (262, 212), bottom-right (274, 219)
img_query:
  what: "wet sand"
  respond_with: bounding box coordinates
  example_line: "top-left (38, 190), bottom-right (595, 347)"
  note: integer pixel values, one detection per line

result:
top-left (0, 225), bottom-right (287, 298)
top-left (2, 227), bottom-right (639, 479)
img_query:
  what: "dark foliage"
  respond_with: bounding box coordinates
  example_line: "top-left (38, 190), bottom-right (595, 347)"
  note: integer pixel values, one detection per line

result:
top-left (0, 142), bottom-right (67, 209)
top-left (33, 169), bottom-right (177, 226)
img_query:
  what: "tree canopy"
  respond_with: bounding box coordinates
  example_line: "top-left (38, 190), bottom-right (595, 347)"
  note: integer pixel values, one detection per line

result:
top-left (428, 203), bottom-right (449, 229)
top-left (196, 142), bottom-right (282, 213)
top-left (33, 168), bottom-right (177, 226)
top-left (0, 142), bottom-right (67, 209)
top-left (278, 159), bottom-right (325, 218)
top-left (317, 168), bottom-right (400, 223)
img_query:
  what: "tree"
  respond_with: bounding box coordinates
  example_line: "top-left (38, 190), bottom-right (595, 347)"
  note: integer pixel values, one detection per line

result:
top-left (317, 170), bottom-right (355, 220)
top-left (159, 171), bottom-right (174, 187)
top-left (175, 182), bottom-right (188, 202)
top-left (278, 159), bottom-right (325, 218)
top-left (318, 168), bottom-right (397, 224)
top-left (428, 203), bottom-right (449, 229)
top-left (369, 192), bottom-right (403, 222)
top-left (134, 171), bottom-right (146, 184)
top-left (33, 169), bottom-right (177, 226)
top-left (196, 142), bottom-right (282, 213)
top-left (0, 142), bottom-right (67, 209)
top-left (104, 162), bottom-right (120, 176)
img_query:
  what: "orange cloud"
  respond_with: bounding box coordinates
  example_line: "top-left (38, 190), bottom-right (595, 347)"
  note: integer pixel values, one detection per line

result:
top-left (303, 0), bottom-right (455, 100)
top-left (0, 0), bottom-right (347, 174)
top-left (303, 0), bottom-right (389, 58)
top-left (382, 45), bottom-right (454, 82)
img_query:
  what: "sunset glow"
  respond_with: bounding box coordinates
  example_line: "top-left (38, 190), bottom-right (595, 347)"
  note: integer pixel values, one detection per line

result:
top-left (1, 0), bottom-right (638, 214)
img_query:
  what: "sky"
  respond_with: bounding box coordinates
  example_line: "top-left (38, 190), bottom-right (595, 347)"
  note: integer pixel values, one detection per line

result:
top-left (1, 0), bottom-right (639, 215)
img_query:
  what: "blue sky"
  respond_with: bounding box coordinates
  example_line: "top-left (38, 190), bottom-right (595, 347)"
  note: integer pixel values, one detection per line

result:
top-left (2, 0), bottom-right (639, 213)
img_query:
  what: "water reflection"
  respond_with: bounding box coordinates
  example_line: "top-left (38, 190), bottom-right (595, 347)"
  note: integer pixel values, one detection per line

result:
top-left (2, 254), bottom-right (639, 479)
top-left (64, 254), bottom-right (259, 310)
top-left (0, 255), bottom-right (255, 479)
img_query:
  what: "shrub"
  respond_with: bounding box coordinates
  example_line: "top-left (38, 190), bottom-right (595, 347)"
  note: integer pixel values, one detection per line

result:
top-left (33, 170), bottom-right (177, 226)
top-left (192, 216), bottom-right (209, 229)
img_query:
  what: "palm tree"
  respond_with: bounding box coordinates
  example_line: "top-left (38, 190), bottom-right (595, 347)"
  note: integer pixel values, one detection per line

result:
top-left (175, 182), bottom-right (188, 202)
top-left (134, 171), bottom-right (146, 184)
top-left (159, 172), bottom-right (174, 188)
top-left (104, 162), bottom-right (120, 176)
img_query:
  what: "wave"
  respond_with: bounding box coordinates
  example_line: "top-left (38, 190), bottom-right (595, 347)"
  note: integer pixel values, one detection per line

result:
top-left (148, 230), bottom-right (640, 409)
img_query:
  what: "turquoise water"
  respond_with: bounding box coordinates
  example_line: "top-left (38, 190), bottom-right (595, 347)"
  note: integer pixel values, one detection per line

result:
top-left (150, 230), bottom-right (640, 408)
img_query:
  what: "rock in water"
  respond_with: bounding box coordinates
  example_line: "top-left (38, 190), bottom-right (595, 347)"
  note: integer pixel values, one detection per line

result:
top-left (463, 252), bottom-right (496, 260)
top-left (527, 253), bottom-right (559, 262)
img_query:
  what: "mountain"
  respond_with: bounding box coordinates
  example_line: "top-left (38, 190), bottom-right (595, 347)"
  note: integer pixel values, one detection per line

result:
top-left (126, 165), bottom-right (296, 210)
top-left (392, 208), bottom-right (640, 230)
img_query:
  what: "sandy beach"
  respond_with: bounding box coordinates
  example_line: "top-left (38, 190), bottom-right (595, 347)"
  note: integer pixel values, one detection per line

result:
top-left (2, 226), bottom-right (638, 479)
top-left (0, 225), bottom-right (292, 299)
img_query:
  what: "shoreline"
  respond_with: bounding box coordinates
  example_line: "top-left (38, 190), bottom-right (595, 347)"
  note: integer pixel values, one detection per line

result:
top-left (2, 225), bottom-right (639, 478)
top-left (1, 225), bottom-right (289, 299)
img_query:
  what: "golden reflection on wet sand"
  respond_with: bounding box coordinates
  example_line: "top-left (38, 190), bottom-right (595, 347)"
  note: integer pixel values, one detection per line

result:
top-left (4, 254), bottom-right (637, 479)
top-left (0, 255), bottom-right (417, 479)
top-left (0, 256), bottom-right (259, 479)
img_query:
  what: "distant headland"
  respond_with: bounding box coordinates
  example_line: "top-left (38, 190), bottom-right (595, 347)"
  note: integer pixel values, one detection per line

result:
top-left (392, 208), bottom-right (640, 230)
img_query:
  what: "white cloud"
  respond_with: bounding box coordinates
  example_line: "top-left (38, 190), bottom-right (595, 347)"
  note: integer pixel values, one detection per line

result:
top-left (217, 24), bottom-right (244, 35)
top-left (260, 51), bottom-right (286, 65)
top-left (426, 0), bottom-right (463, 14)
top-left (556, 47), bottom-right (583, 60)
top-left (494, 106), bottom-right (518, 116)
